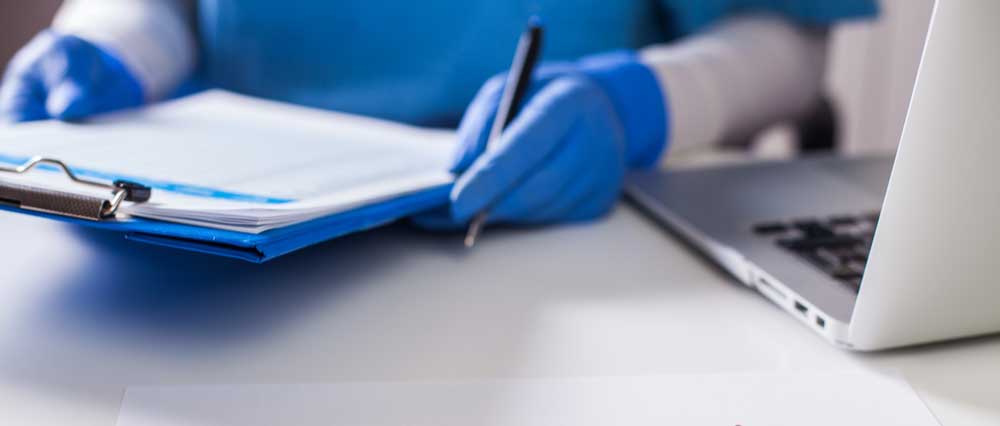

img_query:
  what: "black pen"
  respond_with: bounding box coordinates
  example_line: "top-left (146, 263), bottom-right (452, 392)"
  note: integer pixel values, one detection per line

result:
top-left (464, 18), bottom-right (544, 248)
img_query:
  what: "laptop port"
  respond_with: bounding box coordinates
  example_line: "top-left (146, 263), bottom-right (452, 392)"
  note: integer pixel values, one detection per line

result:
top-left (794, 301), bottom-right (809, 316)
top-left (815, 316), bottom-right (826, 328)
top-left (756, 276), bottom-right (787, 300)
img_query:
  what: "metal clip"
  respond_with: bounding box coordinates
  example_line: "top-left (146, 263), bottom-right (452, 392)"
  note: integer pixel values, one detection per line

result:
top-left (0, 156), bottom-right (151, 221)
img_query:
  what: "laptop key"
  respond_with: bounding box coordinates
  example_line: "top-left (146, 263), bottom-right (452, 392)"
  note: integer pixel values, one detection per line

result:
top-left (778, 236), bottom-right (860, 251)
top-left (753, 222), bottom-right (789, 235)
top-left (793, 220), bottom-right (835, 238)
top-left (842, 278), bottom-right (862, 293)
top-left (845, 260), bottom-right (867, 273)
top-left (830, 269), bottom-right (861, 281)
top-left (814, 248), bottom-right (844, 267)
top-left (846, 248), bottom-right (869, 264)
top-left (862, 211), bottom-right (880, 224)
top-left (801, 251), bottom-right (839, 273)
top-left (759, 212), bottom-right (878, 293)
top-left (828, 216), bottom-right (857, 226)
top-left (830, 265), bottom-right (863, 281)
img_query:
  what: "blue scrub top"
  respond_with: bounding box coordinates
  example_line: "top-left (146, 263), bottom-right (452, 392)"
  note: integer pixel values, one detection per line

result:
top-left (197, 0), bottom-right (876, 126)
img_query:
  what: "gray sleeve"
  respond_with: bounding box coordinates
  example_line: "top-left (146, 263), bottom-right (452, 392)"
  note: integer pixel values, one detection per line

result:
top-left (640, 14), bottom-right (829, 155)
top-left (52, 0), bottom-right (198, 101)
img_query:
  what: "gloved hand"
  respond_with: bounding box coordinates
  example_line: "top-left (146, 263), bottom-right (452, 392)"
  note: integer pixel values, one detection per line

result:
top-left (0, 30), bottom-right (144, 123)
top-left (415, 51), bottom-right (668, 230)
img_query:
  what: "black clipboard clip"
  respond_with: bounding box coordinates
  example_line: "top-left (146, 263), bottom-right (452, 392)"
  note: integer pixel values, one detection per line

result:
top-left (0, 156), bottom-right (151, 221)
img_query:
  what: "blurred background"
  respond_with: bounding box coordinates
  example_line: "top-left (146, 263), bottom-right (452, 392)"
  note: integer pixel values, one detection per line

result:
top-left (0, 0), bottom-right (934, 155)
top-left (0, 0), bottom-right (62, 68)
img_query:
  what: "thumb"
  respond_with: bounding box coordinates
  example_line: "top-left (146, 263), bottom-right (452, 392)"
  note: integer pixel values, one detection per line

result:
top-left (46, 78), bottom-right (94, 121)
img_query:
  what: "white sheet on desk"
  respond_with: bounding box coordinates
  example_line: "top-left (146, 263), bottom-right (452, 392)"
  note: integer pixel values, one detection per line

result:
top-left (0, 90), bottom-right (455, 233)
top-left (116, 372), bottom-right (940, 426)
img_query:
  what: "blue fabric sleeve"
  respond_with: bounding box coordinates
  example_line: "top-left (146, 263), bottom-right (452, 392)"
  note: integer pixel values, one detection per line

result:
top-left (657, 0), bottom-right (879, 36)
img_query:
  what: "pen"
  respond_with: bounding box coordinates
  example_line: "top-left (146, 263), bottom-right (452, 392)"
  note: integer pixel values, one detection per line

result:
top-left (464, 18), bottom-right (544, 248)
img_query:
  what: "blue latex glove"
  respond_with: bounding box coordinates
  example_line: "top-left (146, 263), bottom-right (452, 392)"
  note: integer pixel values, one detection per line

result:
top-left (415, 51), bottom-right (668, 230)
top-left (0, 30), bottom-right (144, 123)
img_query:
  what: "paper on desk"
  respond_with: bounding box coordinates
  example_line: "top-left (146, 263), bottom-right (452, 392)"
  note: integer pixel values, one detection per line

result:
top-left (0, 90), bottom-right (456, 233)
top-left (116, 372), bottom-right (940, 426)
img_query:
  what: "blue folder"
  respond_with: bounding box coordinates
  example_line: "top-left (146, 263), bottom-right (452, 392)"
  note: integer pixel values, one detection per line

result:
top-left (0, 183), bottom-right (452, 263)
top-left (0, 90), bottom-right (460, 262)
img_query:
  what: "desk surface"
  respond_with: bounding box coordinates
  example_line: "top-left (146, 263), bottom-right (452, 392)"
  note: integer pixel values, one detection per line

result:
top-left (0, 206), bottom-right (998, 425)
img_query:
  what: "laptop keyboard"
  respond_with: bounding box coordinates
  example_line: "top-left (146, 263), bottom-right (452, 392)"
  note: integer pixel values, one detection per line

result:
top-left (752, 212), bottom-right (879, 293)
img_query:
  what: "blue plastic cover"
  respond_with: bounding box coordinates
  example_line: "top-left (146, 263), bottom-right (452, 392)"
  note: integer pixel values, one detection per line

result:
top-left (0, 183), bottom-right (451, 263)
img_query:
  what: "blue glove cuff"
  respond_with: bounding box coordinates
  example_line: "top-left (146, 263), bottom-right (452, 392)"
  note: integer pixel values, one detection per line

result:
top-left (578, 50), bottom-right (668, 169)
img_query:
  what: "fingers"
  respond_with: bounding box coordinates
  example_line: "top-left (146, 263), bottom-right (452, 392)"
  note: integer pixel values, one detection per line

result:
top-left (450, 63), bottom-right (579, 174)
top-left (449, 77), bottom-right (588, 223)
top-left (498, 110), bottom-right (625, 224)
top-left (551, 104), bottom-right (627, 223)
top-left (412, 137), bottom-right (594, 229)
top-left (0, 74), bottom-right (47, 122)
top-left (487, 123), bottom-right (589, 222)
top-left (418, 72), bottom-right (626, 231)
top-left (502, 123), bottom-right (607, 224)
top-left (43, 36), bottom-right (102, 120)
top-left (1, 32), bottom-right (144, 123)
top-left (78, 45), bottom-right (145, 118)
top-left (0, 34), bottom-right (79, 122)
top-left (450, 75), bottom-right (504, 173)
top-left (47, 78), bottom-right (93, 120)
top-left (527, 157), bottom-right (621, 223)
top-left (0, 32), bottom-right (58, 122)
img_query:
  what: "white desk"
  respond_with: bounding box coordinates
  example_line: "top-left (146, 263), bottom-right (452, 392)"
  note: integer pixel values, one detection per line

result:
top-left (0, 206), bottom-right (998, 425)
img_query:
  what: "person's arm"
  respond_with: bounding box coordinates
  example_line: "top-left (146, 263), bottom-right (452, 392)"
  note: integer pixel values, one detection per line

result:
top-left (418, 13), bottom-right (868, 230)
top-left (52, 0), bottom-right (197, 101)
top-left (640, 14), bottom-right (828, 155)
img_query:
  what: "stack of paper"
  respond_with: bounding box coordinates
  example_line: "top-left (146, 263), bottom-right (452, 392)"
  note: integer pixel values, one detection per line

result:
top-left (0, 91), bottom-right (456, 233)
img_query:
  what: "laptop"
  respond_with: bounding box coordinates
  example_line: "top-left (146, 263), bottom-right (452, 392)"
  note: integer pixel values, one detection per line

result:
top-left (625, 0), bottom-right (1000, 351)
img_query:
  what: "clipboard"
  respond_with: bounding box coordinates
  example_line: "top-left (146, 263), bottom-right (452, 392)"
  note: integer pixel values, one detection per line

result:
top-left (0, 156), bottom-right (451, 263)
top-left (0, 156), bottom-right (152, 220)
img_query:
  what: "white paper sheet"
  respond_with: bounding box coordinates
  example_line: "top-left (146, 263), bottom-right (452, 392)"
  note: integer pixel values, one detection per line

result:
top-left (0, 91), bottom-right (456, 232)
top-left (116, 372), bottom-right (940, 426)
